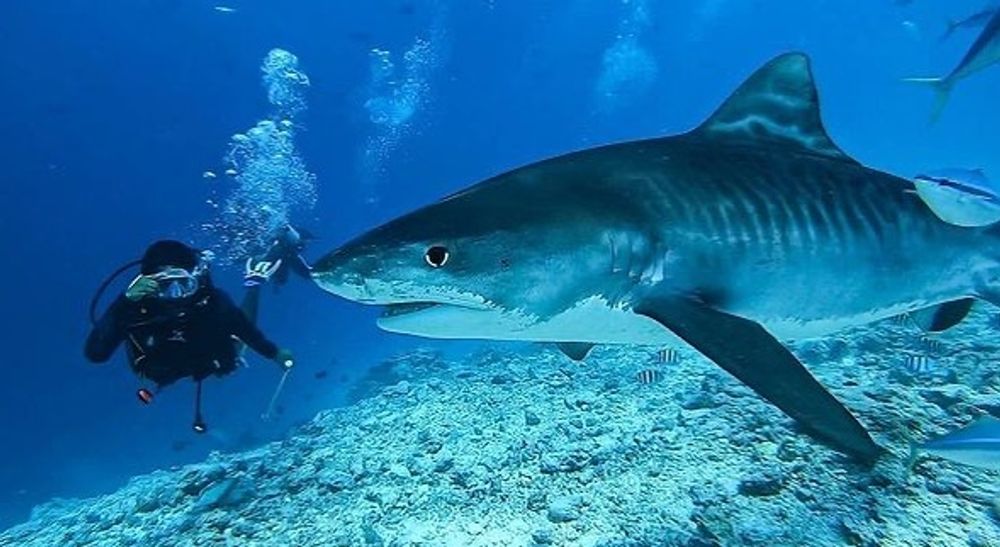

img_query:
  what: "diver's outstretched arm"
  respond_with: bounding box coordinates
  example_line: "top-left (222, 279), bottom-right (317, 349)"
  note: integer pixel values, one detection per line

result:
top-left (215, 289), bottom-right (279, 360)
top-left (240, 258), bottom-right (281, 324)
top-left (241, 285), bottom-right (261, 325)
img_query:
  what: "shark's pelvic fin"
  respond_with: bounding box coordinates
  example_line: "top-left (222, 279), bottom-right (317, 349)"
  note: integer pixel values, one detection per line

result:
top-left (556, 342), bottom-right (596, 361)
top-left (636, 296), bottom-right (883, 463)
top-left (908, 298), bottom-right (975, 332)
top-left (689, 52), bottom-right (858, 164)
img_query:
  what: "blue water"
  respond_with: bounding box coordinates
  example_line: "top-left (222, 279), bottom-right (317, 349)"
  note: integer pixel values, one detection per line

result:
top-left (0, 0), bottom-right (997, 529)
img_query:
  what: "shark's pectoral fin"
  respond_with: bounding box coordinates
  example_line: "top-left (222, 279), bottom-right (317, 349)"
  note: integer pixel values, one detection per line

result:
top-left (908, 298), bottom-right (975, 332)
top-left (635, 296), bottom-right (882, 463)
top-left (556, 342), bottom-right (595, 361)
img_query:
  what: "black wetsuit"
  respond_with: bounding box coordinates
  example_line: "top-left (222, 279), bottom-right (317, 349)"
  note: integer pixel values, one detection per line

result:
top-left (85, 286), bottom-right (278, 387)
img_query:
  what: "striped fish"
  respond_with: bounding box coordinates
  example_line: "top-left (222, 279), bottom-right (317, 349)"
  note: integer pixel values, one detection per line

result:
top-left (890, 313), bottom-right (913, 328)
top-left (635, 369), bottom-right (662, 385)
top-left (653, 348), bottom-right (680, 365)
top-left (902, 353), bottom-right (938, 376)
top-left (918, 334), bottom-right (945, 353)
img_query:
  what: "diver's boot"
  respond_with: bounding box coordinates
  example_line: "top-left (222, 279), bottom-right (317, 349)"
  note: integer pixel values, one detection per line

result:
top-left (192, 380), bottom-right (207, 434)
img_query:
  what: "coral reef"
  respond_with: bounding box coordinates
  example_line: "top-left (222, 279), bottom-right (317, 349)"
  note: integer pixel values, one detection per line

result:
top-left (4, 309), bottom-right (1000, 546)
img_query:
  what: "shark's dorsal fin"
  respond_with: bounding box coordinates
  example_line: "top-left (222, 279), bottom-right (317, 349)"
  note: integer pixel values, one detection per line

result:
top-left (690, 52), bottom-right (858, 164)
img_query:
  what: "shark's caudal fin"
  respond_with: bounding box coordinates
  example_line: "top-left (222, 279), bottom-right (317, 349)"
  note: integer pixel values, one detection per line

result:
top-left (637, 296), bottom-right (883, 463)
top-left (904, 77), bottom-right (953, 124)
top-left (688, 52), bottom-right (859, 164)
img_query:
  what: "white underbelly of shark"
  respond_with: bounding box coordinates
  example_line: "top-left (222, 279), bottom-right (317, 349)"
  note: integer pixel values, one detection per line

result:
top-left (376, 293), bottom-right (961, 345)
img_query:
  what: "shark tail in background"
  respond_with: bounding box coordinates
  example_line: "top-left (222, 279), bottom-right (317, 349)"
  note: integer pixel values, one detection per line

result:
top-left (904, 77), bottom-right (953, 124)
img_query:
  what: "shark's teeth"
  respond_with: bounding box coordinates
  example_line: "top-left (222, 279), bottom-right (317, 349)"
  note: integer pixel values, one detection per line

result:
top-left (380, 302), bottom-right (439, 317)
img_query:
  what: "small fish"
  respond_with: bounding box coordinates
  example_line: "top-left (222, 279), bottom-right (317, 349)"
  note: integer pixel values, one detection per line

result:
top-left (654, 348), bottom-right (680, 364)
top-left (918, 334), bottom-right (945, 353)
top-left (906, 9), bottom-right (1000, 122)
top-left (214, 6), bottom-right (237, 13)
top-left (225, 168), bottom-right (238, 177)
top-left (913, 169), bottom-right (1000, 227)
top-left (202, 171), bottom-right (217, 179)
top-left (909, 416), bottom-right (1000, 470)
top-left (902, 353), bottom-right (938, 376)
top-left (890, 313), bottom-right (912, 327)
top-left (635, 369), bottom-right (662, 385)
top-left (942, 7), bottom-right (999, 42)
top-left (314, 370), bottom-right (329, 380)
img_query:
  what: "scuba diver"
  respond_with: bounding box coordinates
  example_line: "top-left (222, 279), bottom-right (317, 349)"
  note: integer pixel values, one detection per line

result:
top-left (241, 223), bottom-right (315, 327)
top-left (255, 224), bottom-right (314, 288)
top-left (85, 240), bottom-right (294, 433)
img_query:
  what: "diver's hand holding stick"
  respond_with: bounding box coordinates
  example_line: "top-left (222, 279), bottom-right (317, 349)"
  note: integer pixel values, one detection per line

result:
top-left (262, 349), bottom-right (294, 421)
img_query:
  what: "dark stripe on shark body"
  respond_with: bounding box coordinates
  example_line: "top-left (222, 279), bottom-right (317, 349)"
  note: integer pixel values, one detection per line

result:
top-left (822, 179), bottom-right (853, 255)
top-left (725, 170), bottom-right (767, 250)
top-left (759, 170), bottom-right (798, 254)
top-left (850, 187), bottom-right (887, 251)
top-left (735, 170), bottom-right (780, 252)
top-left (832, 174), bottom-right (869, 254)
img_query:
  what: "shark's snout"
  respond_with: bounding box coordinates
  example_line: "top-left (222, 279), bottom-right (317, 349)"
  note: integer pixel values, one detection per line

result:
top-left (312, 247), bottom-right (375, 301)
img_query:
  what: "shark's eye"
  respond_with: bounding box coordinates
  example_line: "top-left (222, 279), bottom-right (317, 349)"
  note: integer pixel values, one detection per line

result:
top-left (424, 245), bottom-right (449, 268)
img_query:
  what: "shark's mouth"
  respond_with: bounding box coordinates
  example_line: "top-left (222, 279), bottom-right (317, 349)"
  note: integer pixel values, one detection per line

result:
top-left (380, 302), bottom-right (441, 318)
top-left (376, 300), bottom-right (501, 338)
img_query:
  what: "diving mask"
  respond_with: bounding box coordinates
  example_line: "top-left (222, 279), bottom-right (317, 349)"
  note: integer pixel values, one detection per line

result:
top-left (150, 267), bottom-right (201, 300)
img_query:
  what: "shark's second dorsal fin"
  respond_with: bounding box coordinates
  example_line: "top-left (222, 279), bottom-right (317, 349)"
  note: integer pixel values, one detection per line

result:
top-left (690, 52), bottom-right (858, 164)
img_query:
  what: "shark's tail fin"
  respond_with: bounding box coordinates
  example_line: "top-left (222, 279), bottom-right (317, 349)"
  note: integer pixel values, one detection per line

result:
top-left (904, 77), bottom-right (953, 124)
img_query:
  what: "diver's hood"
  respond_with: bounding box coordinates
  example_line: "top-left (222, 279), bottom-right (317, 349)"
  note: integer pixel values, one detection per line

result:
top-left (141, 240), bottom-right (200, 275)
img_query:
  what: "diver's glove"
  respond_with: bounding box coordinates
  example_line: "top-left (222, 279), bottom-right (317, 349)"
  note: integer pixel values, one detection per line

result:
top-left (126, 275), bottom-right (160, 301)
top-left (274, 348), bottom-right (295, 370)
top-left (244, 258), bottom-right (283, 287)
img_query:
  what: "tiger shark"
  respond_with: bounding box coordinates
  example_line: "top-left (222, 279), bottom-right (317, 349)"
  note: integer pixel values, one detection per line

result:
top-left (313, 53), bottom-right (1000, 463)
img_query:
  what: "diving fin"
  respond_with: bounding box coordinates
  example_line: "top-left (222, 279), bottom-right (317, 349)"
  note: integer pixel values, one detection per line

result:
top-left (636, 296), bottom-right (883, 463)
top-left (556, 342), bottom-right (595, 361)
